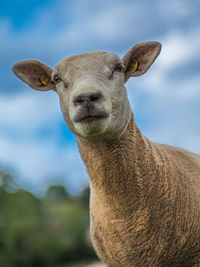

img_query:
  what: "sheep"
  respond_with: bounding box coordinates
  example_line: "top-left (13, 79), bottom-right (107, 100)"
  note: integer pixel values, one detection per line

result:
top-left (12, 41), bottom-right (200, 267)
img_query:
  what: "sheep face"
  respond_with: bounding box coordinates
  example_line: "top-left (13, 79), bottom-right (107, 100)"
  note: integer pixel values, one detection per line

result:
top-left (12, 41), bottom-right (161, 141)
top-left (53, 51), bottom-right (131, 140)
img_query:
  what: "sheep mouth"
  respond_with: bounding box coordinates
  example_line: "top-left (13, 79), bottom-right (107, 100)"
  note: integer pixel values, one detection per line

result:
top-left (74, 112), bottom-right (109, 123)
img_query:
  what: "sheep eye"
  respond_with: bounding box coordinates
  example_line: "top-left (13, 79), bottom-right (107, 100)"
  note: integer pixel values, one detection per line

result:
top-left (113, 63), bottom-right (123, 73)
top-left (53, 75), bottom-right (61, 83)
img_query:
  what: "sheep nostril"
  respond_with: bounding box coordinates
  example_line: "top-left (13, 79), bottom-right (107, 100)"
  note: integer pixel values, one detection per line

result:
top-left (73, 95), bottom-right (85, 106)
top-left (89, 93), bottom-right (102, 102)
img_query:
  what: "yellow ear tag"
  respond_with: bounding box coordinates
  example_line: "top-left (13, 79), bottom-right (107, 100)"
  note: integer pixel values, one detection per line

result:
top-left (131, 60), bottom-right (138, 72)
top-left (40, 74), bottom-right (50, 86)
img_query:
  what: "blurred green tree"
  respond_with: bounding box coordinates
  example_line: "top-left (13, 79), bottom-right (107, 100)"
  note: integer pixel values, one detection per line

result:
top-left (0, 170), bottom-right (97, 266)
top-left (45, 184), bottom-right (70, 202)
top-left (0, 170), bottom-right (18, 192)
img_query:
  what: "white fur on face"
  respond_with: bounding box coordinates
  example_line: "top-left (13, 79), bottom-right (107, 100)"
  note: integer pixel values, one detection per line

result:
top-left (54, 51), bottom-right (131, 140)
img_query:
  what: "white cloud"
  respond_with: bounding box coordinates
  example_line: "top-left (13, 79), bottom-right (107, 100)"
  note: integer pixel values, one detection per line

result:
top-left (159, 28), bottom-right (200, 68)
top-left (0, 91), bottom-right (60, 133)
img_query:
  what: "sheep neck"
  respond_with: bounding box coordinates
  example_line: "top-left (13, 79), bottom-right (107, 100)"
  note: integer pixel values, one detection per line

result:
top-left (77, 113), bottom-right (154, 213)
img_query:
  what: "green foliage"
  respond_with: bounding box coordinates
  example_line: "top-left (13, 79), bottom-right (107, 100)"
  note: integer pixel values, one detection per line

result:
top-left (45, 184), bottom-right (71, 202)
top-left (0, 170), bottom-right (18, 192)
top-left (78, 187), bottom-right (90, 206)
top-left (0, 170), bottom-right (97, 266)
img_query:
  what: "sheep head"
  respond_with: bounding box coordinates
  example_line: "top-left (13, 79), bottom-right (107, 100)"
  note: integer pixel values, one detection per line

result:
top-left (12, 41), bottom-right (161, 141)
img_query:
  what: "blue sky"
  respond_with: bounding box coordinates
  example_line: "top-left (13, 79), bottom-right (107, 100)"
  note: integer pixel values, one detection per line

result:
top-left (0, 0), bottom-right (200, 195)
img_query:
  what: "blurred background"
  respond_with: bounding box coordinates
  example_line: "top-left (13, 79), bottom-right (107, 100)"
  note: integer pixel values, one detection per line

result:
top-left (0, 0), bottom-right (200, 266)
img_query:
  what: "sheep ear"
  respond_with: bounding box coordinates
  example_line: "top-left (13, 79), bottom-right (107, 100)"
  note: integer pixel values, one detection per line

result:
top-left (123, 41), bottom-right (161, 82)
top-left (12, 60), bottom-right (56, 91)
